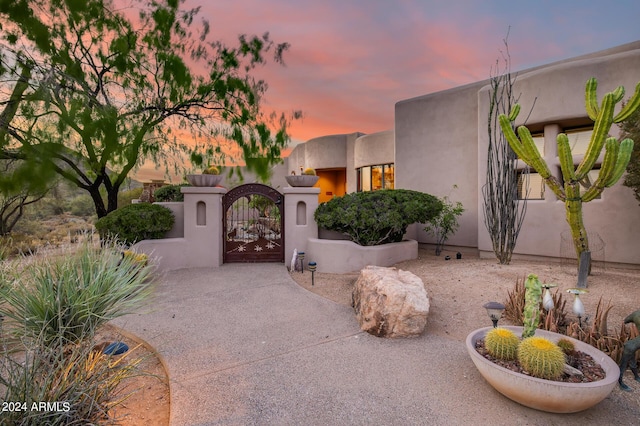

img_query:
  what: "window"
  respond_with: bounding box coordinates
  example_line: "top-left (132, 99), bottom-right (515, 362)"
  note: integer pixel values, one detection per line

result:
top-left (517, 169), bottom-right (545, 200)
top-left (531, 133), bottom-right (545, 156)
top-left (565, 127), bottom-right (593, 156)
top-left (357, 164), bottom-right (394, 192)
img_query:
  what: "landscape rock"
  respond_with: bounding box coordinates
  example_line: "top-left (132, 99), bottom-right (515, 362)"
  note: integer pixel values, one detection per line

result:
top-left (352, 265), bottom-right (429, 338)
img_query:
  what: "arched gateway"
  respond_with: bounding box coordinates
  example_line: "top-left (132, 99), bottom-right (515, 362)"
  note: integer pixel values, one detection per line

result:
top-left (222, 183), bottom-right (284, 263)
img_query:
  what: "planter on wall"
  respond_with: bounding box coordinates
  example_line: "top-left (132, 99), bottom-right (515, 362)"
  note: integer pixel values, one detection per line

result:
top-left (285, 175), bottom-right (319, 187)
top-left (186, 174), bottom-right (223, 187)
top-left (465, 326), bottom-right (619, 413)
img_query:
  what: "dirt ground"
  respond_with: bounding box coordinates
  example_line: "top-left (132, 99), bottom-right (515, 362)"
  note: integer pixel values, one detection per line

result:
top-left (98, 325), bottom-right (170, 426)
top-left (289, 246), bottom-right (640, 409)
top-left (117, 245), bottom-right (640, 423)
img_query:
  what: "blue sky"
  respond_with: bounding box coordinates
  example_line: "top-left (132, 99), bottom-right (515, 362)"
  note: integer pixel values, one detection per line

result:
top-left (186, 0), bottom-right (640, 144)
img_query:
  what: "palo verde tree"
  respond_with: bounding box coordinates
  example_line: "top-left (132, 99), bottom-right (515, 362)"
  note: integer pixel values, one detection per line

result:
top-left (482, 36), bottom-right (528, 264)
top-left (0, 0), bottom-right (298, 217)
top-left (500, 78), bottom-right (640, 287)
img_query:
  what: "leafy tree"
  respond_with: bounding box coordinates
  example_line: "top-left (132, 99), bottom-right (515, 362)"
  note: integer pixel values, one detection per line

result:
top-left (0, 159), bottom-right (53, 235)
top-left (622, 107), bottom-right (640, 202)
top-left (0, 0), bottom-right (298, 217)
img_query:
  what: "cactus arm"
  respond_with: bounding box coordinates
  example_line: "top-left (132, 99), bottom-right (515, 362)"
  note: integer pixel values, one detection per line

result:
top-left (522, 274), bottom-right (543, 339)
top-left (498, 114), bottom-right (529, 160)
top-left (557, 133), bottom-right (576, 182)
top-left (612, 86), bottom-right (626, 103)
top-left (606, 138), bottom-right (634, 187)
top-left (582, 138), bottom-right (618, 202)
top-left (575, 92), bottom-right (616, 179)
top-left (614, 82), bottom-right (640, 122)
top-left (585, 77), bottom-right (599, 121)
top-left (518, 126), bottom-right (551, 176)
top-left (508, 103), bottom-right (521, 121)
top-left (516, 126), bottom-right (566, 199)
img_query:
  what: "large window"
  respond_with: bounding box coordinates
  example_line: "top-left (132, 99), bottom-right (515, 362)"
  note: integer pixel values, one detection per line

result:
top-left (517, 169), bottom-right (545, 200)
top-left (357, 164), bottom-right (394, 191)
top-left (565, 127), bottom-right (593, 156)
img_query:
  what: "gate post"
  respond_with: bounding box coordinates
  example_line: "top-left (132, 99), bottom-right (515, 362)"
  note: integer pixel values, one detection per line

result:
top-left (282, 187), bottom-right (320, 269)
top-left (182, 186), bottom-right (227, 267)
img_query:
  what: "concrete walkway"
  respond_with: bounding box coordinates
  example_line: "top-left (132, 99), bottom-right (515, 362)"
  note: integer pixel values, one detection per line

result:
top-left (114, 264), bottom-right (637, 426)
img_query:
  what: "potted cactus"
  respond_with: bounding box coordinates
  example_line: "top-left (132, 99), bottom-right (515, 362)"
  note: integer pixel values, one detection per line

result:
top-left (285, 167), bottom-right (319, 187)
top-left (186, 165), bottom-right (223, 187)
top-left (465, 274), bottom-right (619, 413)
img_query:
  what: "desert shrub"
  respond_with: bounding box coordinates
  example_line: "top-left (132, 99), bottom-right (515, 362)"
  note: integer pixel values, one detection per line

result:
top-left (67, 194), bottom-right (97, 217)
top-left (117, 187), bottom-right (144, 207)
top-left (95, 203), bottom-right (174, 245)
top-left (314, 189), bottom-right (443, 246)
top-left (154, 184), bottom-right (187, 202)
top-left (0, 336), bottom-right (144, 425)
top-left (0, 241), bottom-right (153, 347)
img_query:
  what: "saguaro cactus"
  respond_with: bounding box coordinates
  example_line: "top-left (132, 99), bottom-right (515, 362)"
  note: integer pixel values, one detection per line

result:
top-left (499, 78), bottom-right (640, 287)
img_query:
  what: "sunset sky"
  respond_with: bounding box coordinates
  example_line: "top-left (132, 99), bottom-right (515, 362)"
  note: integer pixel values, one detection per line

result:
top-left (138, 0), bottom-right (640, 180)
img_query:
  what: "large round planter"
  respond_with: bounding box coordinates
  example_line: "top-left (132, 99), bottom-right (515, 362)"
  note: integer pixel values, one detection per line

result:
top-left (186, 174), bottom-right (223, 187)
top-left (466, 326), bottom-right (619, 413)
top-left (285, 175), bottom-right (319, 187)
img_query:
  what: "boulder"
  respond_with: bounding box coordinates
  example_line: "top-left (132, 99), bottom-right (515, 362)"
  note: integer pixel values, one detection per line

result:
top-left (352, 265), bottom-right (429, 338)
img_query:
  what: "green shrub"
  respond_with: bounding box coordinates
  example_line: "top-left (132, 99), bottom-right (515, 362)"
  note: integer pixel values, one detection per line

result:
top-left (95, 203), bottom-right (174, 245)
top-left (117, 187), bottom-right (144, 207)
top-left (0, 241), bottom-right (153, 346)
top-left (0, 241), bottom-right (152, 424)
top-left (154, 184), bottom-right (187, 202)
top-left (314, 189), bottom-right (443, 246)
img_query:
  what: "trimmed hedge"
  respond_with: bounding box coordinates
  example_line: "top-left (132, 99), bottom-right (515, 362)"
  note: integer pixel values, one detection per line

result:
top-left (314, 189), bottom-right (443, 246)
top-left (154, 184), bottom-right (187, 202)
top-left (95, 203), bottom-right (174, 245)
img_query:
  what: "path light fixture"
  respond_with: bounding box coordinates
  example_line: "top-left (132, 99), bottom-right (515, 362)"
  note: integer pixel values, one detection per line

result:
top-left (298, 251), bottom-right (305, 273)
top-left (567, 288), bottom-right (588, 326)
top-left (483, 301), bottom-right (505, 328)
top-left (542, 283), bottom-right (558, 312)
top-left (308, 262), bottom-right (317, 286)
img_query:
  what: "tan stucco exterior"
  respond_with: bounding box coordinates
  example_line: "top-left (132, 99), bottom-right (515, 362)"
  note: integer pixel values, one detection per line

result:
top-left (275, 41), bottom-right (640, 266)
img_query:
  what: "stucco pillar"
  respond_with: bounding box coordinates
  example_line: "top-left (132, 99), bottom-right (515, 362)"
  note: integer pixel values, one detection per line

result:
top-left (282, 187), bottom-right (320, 269)
top-left (182, 186), bottom-right (227, 267)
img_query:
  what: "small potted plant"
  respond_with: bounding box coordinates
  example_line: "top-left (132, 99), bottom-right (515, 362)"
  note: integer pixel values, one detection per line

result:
top-left (285, 167), bottom-right (319, 187)
top-left (465, 274), bottom-right (619, 413)
top-left (187, 165), bottom-right (223, 187)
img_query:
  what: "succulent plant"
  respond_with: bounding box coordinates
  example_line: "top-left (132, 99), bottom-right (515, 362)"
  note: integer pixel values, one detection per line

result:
top-left (522, 274), bottom-right (543, 339)
top-left (302, 167), bottom-right (316, 176)
top-left (556, 338), bottom-right (576, 354)
top-left (485, 327), bottom-right (520, 360)
top-left (517, 336), bottom-right (566, 380)
top-left (500, 78), bottom-right (640, 286)
top-left (203, 166), bottom-right (220, 175)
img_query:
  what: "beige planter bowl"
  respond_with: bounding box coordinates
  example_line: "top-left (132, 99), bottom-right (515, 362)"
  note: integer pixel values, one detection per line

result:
top-left (186, 174), bottom-right (223, 187)
top-left (285, 175), bottom-right (319, 187)
top-left (466, 326), bottom-right (619, 413)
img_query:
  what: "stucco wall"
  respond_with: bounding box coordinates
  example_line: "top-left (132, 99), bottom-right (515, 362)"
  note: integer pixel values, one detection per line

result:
top-left (477, 47), bottom-right (640, 265)
top-left (395, 82), bottom-right (483, 248)
top-left (353, 130), bottom-right (395, 169)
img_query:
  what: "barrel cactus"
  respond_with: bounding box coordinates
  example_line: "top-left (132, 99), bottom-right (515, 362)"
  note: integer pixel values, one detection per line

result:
top-left (302, 168), bottom-right (316, 176)
top-left (517, 336), bottom-right (566, 380)
top-left (485, 327), bottom-right (520, 360)
top-left (203, 166), bottom-right (220, 175)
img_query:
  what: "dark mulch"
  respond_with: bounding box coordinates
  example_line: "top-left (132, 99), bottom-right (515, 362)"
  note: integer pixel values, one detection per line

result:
top-left (475, 339), bottom-right (607, 383)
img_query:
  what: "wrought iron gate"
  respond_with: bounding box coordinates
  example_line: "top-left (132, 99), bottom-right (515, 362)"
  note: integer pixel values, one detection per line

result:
top-left (222, 183), bottom-right (284, 263)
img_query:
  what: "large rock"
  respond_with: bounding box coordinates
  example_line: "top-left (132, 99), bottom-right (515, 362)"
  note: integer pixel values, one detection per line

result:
top-left (352, 265), bottom-right (429, 338)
